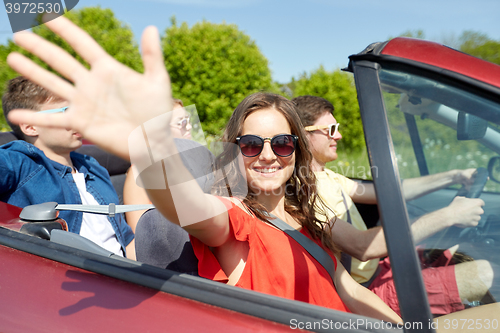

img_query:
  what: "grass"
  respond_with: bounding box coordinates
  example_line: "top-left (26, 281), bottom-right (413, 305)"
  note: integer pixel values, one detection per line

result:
top-left (327, 147), bottom-right (374, 180)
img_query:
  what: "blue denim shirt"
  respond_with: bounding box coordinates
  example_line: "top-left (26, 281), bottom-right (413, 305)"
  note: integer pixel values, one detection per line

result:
top-left (0, 141), bottom-right (134, 254)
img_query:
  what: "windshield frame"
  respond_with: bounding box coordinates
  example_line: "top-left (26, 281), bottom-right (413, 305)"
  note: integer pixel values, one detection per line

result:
top-left (350, 59), bottom-right (434, 331)
top-left (350, 47), bottom-right (500, 332)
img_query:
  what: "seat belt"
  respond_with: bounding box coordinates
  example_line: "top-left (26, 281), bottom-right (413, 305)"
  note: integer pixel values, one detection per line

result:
top-left (339, 188), bottom-right (382, 288)
top-left (339, 190), bottom-right (352, 273)
top-left (268, 214), bottom-right (337, 288)
top-left (56, 203), bottom-right (155, 217)
top-left (19, 202), bottom-right (155, 221)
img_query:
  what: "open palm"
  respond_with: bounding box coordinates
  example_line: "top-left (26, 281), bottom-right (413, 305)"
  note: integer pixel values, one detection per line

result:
top-left (7, 16), bottom-right (173, 160)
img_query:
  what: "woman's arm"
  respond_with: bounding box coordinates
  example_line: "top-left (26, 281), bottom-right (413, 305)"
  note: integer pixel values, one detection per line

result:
top-left (126, 239), bottom-right (136, 261)
top-left (123, 166), bottom-right (150, 233)
top-left (334, 262), bottom-right (402, 323)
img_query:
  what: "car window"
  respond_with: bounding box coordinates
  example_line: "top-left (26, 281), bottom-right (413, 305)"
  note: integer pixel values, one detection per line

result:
top-left (379, 66), bottom-right (500, 313)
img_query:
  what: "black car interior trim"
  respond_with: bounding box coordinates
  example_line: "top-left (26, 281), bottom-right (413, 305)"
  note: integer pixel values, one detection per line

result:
top-left (351, 59), bottom-right (434, 333)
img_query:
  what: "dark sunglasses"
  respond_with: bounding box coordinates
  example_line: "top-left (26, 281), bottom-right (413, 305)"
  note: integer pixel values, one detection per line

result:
top-left (236, 134), bottom-right (298, 157)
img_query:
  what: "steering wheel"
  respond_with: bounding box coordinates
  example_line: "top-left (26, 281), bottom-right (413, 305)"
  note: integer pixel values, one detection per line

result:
top-left (453, 167), bottom-right (489, 242)
top-left (408, 167), bottom-right (489, 224)
top-left (424, 168), bottom-right (489, 249)
top-left (455, 167), bottom-right (489, 198)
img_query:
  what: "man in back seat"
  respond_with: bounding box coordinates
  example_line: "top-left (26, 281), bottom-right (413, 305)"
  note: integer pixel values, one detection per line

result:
top-left (1, 76), bottom-right (135, 259)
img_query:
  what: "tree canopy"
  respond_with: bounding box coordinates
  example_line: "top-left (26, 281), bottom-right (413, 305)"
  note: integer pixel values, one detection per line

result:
top-left (162, 18), bottom-right (275, 136)
top-left (0, 6), bottom-right (142, 131)
top-left (459, 31), bottom-right (500, 65)
top-left (1, 7), bottom-right (499, 146)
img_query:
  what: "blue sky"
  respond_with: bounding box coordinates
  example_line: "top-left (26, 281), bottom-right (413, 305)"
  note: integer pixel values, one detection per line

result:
top-left (1, 0), bottom-right (499, 83)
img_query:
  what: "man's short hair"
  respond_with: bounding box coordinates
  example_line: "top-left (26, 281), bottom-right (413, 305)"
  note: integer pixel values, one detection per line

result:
top-left (292, 95), bottom-right (334, 127)
top-left (2, 76), bottom-right (65, 140)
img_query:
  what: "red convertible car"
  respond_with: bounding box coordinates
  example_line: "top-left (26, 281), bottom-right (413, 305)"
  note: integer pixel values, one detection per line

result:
top-left (1, 37), bottom-right (500, 332)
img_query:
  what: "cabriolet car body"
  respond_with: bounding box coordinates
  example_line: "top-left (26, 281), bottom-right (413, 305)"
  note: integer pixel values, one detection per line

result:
top-left (1, 37), bottom-right (500, 332)
top-left (347, 37), bottom-right (500, 332)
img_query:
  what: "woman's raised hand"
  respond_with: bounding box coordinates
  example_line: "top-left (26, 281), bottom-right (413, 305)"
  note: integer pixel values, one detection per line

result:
top-left (7, 16), bottom-right (173, 160)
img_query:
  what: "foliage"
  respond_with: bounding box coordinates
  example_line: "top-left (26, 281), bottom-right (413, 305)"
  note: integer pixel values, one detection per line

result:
top-left (162, 18), bottom-right (275, 136)
top-left (291, 66), bottom-right (364, 152)
top-left (393, 29), bottom-right (426, 40)
top-left (459, 31), bottom-right (490, 52)
top-left (0, 6), bottom-right (142, 131)
top-left (0, 43), bottom-right (18, 131)
top-left (327, 148), bottom-right (372, 180)
top-left (459, 31), bottom-right (500, 65)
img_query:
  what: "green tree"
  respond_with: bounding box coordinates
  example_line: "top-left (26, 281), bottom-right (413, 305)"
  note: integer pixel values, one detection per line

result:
top-left (0, 44), bottom-right (18, 131)
top-left (459, 31), bottom-right (500, 65)
top-left (0, 6), bottom-right (143, 131)
top-left (395, 29), bottom-right (426, 39)
top-left (292, 66), bottom-right (363, 152)
top-left (162, 18), bottom-right (275, 136)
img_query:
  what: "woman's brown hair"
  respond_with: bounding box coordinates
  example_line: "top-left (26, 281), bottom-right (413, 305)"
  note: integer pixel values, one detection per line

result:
top-left (212, 92), bottom-right (339, 255)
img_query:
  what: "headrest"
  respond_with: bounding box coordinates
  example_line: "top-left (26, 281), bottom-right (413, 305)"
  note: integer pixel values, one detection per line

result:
top-left (0, 131), bottom-right (20, 146)
top-left (75, 145), bottom-right (131, 176)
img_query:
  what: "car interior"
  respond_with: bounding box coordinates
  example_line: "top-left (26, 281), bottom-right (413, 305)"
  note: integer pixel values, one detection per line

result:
top-left (378, 64), bottom-right (500, 324)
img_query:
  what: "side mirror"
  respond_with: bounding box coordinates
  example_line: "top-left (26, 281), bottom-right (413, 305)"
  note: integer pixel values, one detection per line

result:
top-left (488, 156), bottom-right (500, 184)
top-left (457, 111), bottom-right (487, 140)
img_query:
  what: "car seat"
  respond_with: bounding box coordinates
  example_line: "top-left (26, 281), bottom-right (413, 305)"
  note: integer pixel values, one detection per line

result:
top-left (134, 139), bottom-right (215, 273)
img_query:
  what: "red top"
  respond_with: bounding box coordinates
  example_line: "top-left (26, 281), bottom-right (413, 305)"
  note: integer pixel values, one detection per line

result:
top-left (190, 197), bottom-right (350, 312)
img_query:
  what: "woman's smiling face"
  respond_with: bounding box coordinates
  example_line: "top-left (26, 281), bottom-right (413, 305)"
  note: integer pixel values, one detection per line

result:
top-left (240, 108), bottom-right (295, 197)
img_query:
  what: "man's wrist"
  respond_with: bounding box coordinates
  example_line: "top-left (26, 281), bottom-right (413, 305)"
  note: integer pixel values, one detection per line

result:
top-left (427, 206), bottom-right (454, 228)
top-left (450, 169), bottom-right (462, 185)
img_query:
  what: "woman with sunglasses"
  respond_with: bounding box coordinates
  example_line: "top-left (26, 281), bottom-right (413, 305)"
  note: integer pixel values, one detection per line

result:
top-left (8, 17), bottom-right (400, 322)
top-left (185, 92), bottom-right (399, 321)
top-left (168, 99), bottom-right (192, 140)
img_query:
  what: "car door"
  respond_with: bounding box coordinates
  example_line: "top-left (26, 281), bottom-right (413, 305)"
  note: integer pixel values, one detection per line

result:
top-left (0, 200), bottom-right (406, 332)
top-left (348, 38), bottom-right (500, 332)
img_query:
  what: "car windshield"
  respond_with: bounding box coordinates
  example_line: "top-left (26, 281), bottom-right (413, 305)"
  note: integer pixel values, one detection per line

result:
top-left (379, 67), bottom-right (500, 310)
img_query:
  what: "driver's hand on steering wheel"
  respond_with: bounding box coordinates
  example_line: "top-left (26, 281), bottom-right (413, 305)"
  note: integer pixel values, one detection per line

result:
top-left (452, 168), bottom-right (483, 190)
top-left (445, 196), bottom-right (485, 228)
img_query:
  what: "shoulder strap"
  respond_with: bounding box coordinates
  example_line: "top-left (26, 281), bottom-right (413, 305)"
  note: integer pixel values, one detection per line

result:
top-left (268, 215), bottom-right (336, 287)
top-left (340, 190), bottom-right (352, 224)
top-left (339, 190), bottom-right (352, 273)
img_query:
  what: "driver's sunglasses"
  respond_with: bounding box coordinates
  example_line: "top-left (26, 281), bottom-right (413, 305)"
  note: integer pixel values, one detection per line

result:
top-left (304, 123), bottom-right (340, 138)
top-left (38, 106), bottom-right (68, 114)
top-left (171, 116), bottom-right (190, 129)
top-left (236, 134), bottom-right (298, 157)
